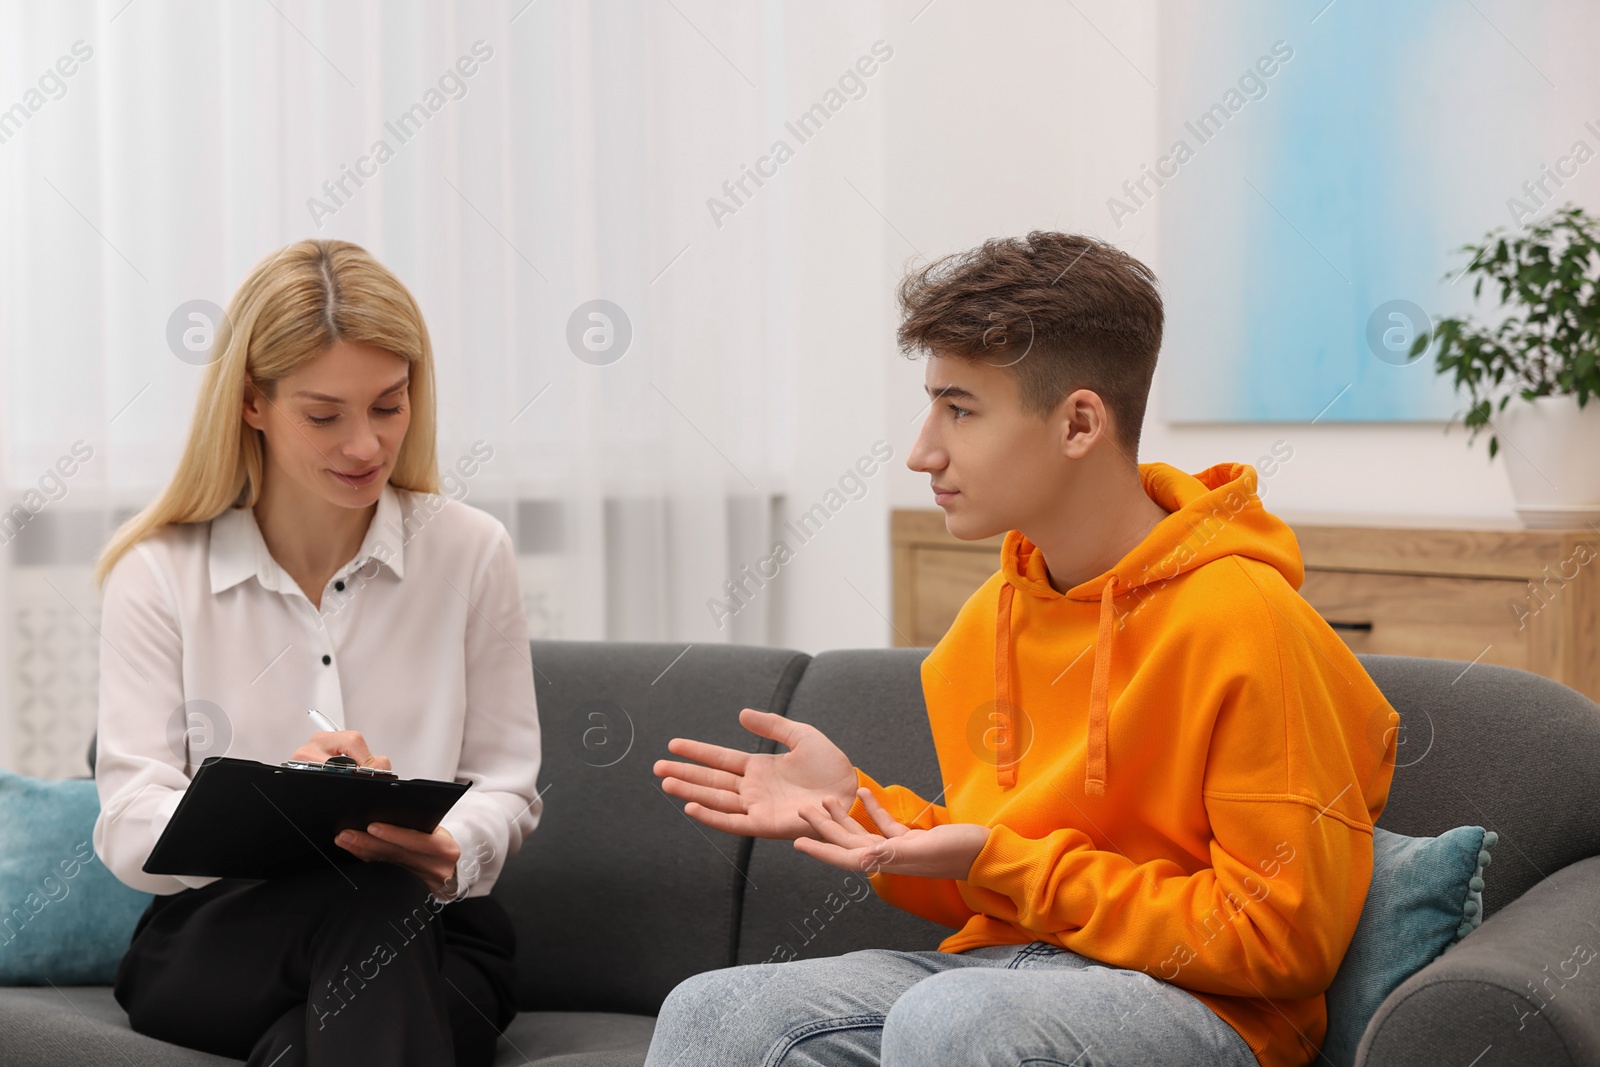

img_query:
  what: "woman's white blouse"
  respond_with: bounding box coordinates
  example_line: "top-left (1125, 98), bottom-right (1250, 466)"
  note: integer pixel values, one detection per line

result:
top-left (91, 483), bottom-right (544, 900)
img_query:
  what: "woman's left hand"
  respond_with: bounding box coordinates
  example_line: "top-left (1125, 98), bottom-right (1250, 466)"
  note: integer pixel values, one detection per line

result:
top-left (793, 788), bottom-right (991, 880)
top-left (335, 823), bottom-right (462, 899)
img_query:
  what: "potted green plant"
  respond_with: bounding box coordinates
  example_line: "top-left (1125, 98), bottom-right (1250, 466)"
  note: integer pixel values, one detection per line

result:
top-left (1418, 203), bottom-right (1600, 527)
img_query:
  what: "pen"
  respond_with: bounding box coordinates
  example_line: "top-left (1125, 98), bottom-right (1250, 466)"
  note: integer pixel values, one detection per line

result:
top-left (307, 708), bottom-right (337, 733)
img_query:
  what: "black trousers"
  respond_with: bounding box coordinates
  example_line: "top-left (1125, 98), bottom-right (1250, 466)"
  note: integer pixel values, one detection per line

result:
top-left (113, 860), bottom-right (518, 1066)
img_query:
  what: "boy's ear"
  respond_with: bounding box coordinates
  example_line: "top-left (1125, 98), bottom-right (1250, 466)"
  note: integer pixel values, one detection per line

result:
top-left (1057, 389), bottom-right (1107, 459)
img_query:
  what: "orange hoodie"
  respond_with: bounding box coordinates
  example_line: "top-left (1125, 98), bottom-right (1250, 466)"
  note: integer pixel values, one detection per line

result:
top-left (846, 461), bottom-right (1398, 1067)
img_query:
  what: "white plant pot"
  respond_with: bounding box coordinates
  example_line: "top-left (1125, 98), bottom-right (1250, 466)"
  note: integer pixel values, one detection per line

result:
top-left (1495, 393), bottom-right (1600, 527)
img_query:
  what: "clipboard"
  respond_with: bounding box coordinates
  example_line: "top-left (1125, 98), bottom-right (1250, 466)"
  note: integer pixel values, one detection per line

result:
top-left (142, 755), bottom-right (472, 880)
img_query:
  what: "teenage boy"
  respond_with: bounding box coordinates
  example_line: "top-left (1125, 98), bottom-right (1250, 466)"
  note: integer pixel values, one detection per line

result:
top-left (648, 231), bottom-right (1398, 1067)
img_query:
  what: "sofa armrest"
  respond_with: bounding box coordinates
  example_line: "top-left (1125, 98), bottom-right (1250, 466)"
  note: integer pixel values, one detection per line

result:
top-left (1356, 854), bottom-right (1600, 1066)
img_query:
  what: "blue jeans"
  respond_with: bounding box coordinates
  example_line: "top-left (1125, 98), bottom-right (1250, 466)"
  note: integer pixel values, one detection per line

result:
top-left (644, 941), bottom-right (1259, 1067)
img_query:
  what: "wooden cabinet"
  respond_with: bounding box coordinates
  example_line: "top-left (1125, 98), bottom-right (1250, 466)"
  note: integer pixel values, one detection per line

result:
top-left (891, 509), bottom-right (1600, 702)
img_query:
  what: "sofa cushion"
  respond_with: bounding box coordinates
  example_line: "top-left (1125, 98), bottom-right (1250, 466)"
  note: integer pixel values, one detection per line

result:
top-left (494, 640), bottom-right (808, 1015)
top-left (0, 986), bottom-right (654, 1067)
top-left (1321, 824), bottom-right (1498, 1066)
top-left (737, 648), bottom-right (960, 965)
top-left (0, 987), bottom-right (238, 1066)
top-left (0, 770), bottom-right (153, 985)
top-left (1356, 655), bottom-right (1600, 922)
top-left (493, 1011), bottom-right (654, 1065)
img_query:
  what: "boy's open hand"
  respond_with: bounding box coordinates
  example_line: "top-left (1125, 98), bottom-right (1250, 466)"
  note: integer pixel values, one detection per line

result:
top-left (654, 708), bottom-right (859, 840)
top-left (794, 787), bottom-right (991, 881)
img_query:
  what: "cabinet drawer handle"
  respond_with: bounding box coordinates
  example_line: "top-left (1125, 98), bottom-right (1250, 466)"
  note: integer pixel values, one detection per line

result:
top-left (1325, 619), bottom-right (1374, 632)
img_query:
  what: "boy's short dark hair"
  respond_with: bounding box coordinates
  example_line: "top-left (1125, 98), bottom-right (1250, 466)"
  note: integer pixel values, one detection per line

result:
top-left (895, 231), bottom-right (1163, 458)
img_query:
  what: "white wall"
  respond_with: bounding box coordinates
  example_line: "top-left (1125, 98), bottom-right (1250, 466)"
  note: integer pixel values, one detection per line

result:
top-left (776, 0), bottom-right (1516, 655)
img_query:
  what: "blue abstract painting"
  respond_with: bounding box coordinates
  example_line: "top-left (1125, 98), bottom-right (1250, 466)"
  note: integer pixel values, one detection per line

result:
top-left (1156, 0), bottom-right (1584, 423)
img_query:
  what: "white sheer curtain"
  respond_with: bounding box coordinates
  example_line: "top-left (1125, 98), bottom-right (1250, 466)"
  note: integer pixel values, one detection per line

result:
top-left (0, 0), bottom-right (856, 775)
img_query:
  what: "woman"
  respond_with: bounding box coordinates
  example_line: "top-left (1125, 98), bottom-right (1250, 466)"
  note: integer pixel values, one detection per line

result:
top-left (90, 238), bottom-right (543, 1066)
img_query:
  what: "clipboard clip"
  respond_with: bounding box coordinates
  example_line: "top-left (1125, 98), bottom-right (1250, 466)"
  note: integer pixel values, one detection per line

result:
top-left (281, 754), bottom-right (400, 780)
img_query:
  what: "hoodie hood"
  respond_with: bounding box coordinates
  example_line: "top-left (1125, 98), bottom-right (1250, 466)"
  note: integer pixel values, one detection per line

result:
top-left (990, 461), bottom-right (1303, 793)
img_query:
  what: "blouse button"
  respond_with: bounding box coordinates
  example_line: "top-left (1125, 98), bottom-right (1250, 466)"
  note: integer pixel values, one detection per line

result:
top-left (322, 654), bottom-right (332, 665)
top-left (334, 581), bottom-right (345, 592)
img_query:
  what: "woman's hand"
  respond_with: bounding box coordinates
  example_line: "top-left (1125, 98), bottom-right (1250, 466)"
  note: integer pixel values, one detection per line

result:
top-left (335, 823), bottom-right (462, 899)
top-left (295, 730), bottom-right (456, 897)
top-left (793, 787), bottom-right (991, 880)
top-left (291, 729), bottom-right (392, 771)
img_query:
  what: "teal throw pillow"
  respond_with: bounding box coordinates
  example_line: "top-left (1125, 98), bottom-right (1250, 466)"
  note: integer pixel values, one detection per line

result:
top-left (0, 769), bottom-right (155, 985)
top-left (1321, 824), bottom-right (1497, 1067)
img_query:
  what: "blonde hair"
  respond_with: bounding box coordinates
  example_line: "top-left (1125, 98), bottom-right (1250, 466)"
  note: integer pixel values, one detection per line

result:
top-left (93, 239), bottom-right (441, 591)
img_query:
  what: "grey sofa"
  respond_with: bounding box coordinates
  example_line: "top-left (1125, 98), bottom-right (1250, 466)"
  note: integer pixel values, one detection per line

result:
top-left (4, 642), bottom-right (1599, 1066)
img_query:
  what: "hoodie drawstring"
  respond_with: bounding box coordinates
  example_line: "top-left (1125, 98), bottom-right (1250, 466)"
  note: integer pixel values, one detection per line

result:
top-left (1084, 576), bottom-right (1117, 796)
top-left (994, 574), bottom-right (1118, 795)
top-left (994, 582), bottom-right (1018, 787)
